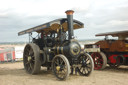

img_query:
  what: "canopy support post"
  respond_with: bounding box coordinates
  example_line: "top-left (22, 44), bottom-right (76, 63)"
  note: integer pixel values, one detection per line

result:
top-left (28, 33), bottom-right (32, 43)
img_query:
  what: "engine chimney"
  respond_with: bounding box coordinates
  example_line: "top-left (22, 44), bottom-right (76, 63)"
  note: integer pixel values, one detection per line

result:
top-left (65, 10), bottom-right (74, 40)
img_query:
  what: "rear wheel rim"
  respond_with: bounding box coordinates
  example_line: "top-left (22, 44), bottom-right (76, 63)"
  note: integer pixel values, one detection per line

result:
top-left (24, 45), bottom-right (35, 74)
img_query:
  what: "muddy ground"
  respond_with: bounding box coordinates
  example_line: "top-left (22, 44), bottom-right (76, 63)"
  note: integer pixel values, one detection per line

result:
top-left (0, 62), bottom-right (128, 85)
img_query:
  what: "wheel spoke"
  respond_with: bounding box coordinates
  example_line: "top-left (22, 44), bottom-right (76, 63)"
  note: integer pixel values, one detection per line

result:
top-left (87, 64), bottom-right (91, 68)
top-left (79, 66), bottom-right (82, 70)
top-left (86, 58), bottom-right (89, 62)
top-left (62, 69), bottom-right (66, 73)
top-left (82, 68), bottom-right (85, 73)
top-left (28, 65), bottom-right (31, 71)
top-left (86, 66), bottom-right (91, 70)
top-left (99, 59), bottom-right (103, 61)
top-left (25, 61), bottom-right (30, 65)
top-left (24, 54), bottom-right (28, 57)
top-left (60, 59), bottom-right (64, 65)
top-left (29, 63), bottom-right (33, 69)
top-left (25, 48), bottom-right (29, 53)
top-left (31, 59), bottom-right (35, 62)
top-left (55, 60), bottom-right (59, 66)
top-left (86, 67), bottom-right (89, 73)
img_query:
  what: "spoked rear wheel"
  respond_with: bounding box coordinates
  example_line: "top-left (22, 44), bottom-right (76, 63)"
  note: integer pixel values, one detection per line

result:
top-left (91, 52), bottom-right (107, 70)
top-left (23, 43), bottom-right (41, 74)
top-left (77, 53), bottom-right (94, 76)
top-left (52, 54), bottom-right (70, 80)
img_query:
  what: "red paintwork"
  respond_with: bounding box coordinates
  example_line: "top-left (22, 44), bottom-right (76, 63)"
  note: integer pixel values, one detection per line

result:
top-left (0, 50), bottom-right (15, 62)
top-left (123, 55), bottom-right (128, 57)
top-left (12, 51), bottom-right (15, 60)
top-left (0, 53), bottom-right (4, 61)
top-left (108, 54), bottom-right (128, 64)
top-left (108, 55), bottom-right (117, 64)
top-left (91, 52), bottom-right (103, 70)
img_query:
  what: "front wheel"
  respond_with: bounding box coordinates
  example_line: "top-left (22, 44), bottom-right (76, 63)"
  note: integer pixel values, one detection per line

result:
top-left (77, 53), bottom-right (94, 76)
top-left (91, 52), bottom-right (107, 70)
top-left (52, 54), bottom-right (70, 80)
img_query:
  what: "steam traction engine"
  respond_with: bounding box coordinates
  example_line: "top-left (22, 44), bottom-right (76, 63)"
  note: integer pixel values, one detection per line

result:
top-left (18, 10), bottom-right (94, 80)
top-left (86, 31), bottom-right (128, 70)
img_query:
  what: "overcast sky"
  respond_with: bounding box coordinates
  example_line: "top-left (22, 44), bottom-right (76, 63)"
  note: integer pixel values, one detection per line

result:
top-left (0, 0), bottom-right (128, 42)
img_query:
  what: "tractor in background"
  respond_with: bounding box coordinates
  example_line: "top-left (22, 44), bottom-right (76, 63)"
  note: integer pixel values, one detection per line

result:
top-left (85, 30), bottom-right (128, 70)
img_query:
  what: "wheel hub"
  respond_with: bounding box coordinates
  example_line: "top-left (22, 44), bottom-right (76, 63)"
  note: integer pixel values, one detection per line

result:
top-left (28, 56), bottom-right (31, 61)
top-left (56, 66), bottom-right (60, 71)
top-left (82, 60), bottom-right (87, 67)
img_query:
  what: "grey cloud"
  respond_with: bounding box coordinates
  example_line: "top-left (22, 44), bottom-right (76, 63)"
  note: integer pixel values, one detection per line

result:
top-left (85, 5), bottom-right (128, 28)
top-left (74, 4), bottom-right (128, 40)
top-left (0, 12), bottom-right (65, 42)
top-left (0, 0), bottom-right (128, 42)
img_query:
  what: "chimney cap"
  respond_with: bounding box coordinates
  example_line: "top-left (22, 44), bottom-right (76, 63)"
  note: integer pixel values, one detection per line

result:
top-left (65, 10), bottom-right (74, 15)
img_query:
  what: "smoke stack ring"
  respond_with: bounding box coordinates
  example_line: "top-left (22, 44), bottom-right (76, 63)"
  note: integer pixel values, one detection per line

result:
top-left (65, 10), bottom-right (74, 15)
